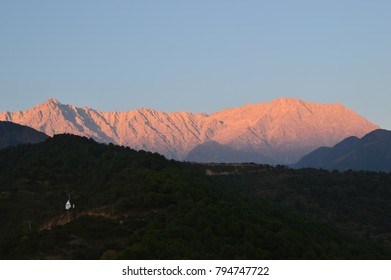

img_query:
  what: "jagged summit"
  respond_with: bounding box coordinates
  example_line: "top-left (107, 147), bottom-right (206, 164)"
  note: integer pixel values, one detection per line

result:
top-left (0, 98), bottom-right (379, 163)
top-left (45, 98), bottom-right (60, 104)
top-left (39, 98), bottom-right (61, 109)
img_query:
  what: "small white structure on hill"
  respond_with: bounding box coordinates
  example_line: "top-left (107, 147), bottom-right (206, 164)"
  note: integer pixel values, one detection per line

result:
top-left (65, 195), bottom-right (75, 210)
top-left (65, 200), bottom-right (71, 210)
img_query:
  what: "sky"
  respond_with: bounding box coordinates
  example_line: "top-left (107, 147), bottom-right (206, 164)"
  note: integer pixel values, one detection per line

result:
top-left (0, 0), bottom-right (390, 128)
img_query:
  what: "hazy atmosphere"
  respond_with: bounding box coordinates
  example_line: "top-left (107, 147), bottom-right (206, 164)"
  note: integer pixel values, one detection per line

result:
top-left (1, 0), bottom-right (390, 128)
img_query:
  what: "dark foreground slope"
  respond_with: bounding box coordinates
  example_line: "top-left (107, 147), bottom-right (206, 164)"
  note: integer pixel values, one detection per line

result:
top-left (1, 134), bottom-right (391, 259)
top-left (0, 121), bottom-right (49, 149)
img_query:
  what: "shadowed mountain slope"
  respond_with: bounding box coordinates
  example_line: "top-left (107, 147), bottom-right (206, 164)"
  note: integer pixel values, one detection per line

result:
top-left (0, 121), bottom-right (49, 149)
top-left (185, 140), bottom-right (274, 164)
top-left (295, 129), bottom-right (391, 172)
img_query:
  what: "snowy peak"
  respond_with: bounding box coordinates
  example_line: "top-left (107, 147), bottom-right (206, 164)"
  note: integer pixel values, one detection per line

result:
top-left (0, 98), bottom-right (379, 163)
top-left (37, 98), bottom-right (61, 111)
top-left (207, 98), bottom-right (378, 160)
top-left (45, 98), bottom-right (60, 105)
top-left (272, 97), bottom-right (307, 107)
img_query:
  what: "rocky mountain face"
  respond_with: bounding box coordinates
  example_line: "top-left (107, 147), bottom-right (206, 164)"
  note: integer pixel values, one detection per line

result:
top-left (295, 129), bottom-right (391, 172)
top-left (0, 98), bottom-right (379, 163)
top-left (0, 121), bottom-right (49, 149)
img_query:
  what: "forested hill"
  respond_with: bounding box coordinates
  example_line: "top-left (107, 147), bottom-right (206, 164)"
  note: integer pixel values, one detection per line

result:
top-left (1, 134), bottom-right (391, 260)
top-left (0, 121), bottom-right (49, 149)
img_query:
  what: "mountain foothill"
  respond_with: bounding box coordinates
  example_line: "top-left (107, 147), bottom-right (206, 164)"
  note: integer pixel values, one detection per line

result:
top-left (0, 121), bottom-right (49, 149)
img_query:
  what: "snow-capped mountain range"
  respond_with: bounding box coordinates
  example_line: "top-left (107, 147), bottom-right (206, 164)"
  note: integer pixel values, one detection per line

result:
top-left (0, 98), bottom-right (379, 164)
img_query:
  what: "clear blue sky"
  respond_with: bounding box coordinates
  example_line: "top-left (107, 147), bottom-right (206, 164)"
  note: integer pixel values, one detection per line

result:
top-left (1, 0), bottom-right (390, 128)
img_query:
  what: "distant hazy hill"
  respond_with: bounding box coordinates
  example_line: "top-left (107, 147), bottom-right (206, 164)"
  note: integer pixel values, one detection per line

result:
top-left (295, 129), bottom-right (391, 172)
top-left (0, 121), bottom-right (49, 149)
top-left (0, 98), bottom-right (378, 163)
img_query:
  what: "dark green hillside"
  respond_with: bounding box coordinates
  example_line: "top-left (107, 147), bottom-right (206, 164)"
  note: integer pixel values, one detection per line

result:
top-left (207, 164), bottom-right (391, 249)
top-left (0, 134), bottom-right (391, 259)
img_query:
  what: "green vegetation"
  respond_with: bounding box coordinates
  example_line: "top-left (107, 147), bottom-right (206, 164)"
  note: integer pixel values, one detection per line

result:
top-left (1, 134), bottom-right (391, 259)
